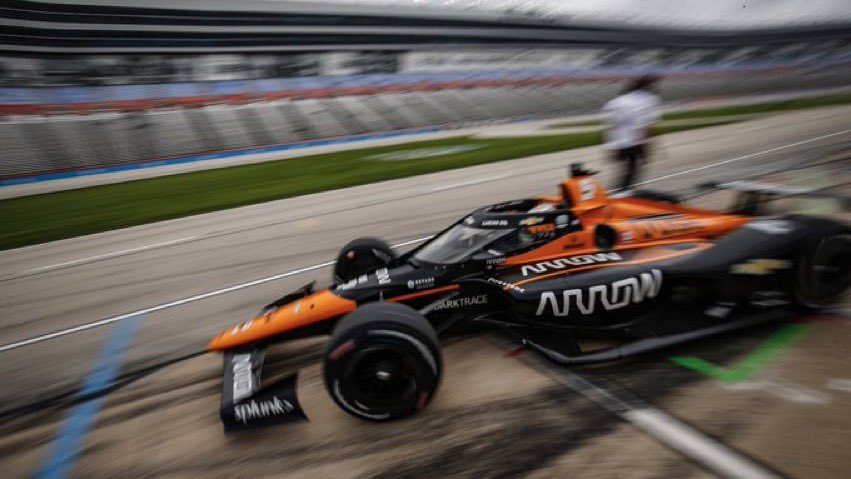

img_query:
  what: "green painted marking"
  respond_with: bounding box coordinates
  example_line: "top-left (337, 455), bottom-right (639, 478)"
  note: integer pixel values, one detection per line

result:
top-left (670, 323), bottom-right (812, 382)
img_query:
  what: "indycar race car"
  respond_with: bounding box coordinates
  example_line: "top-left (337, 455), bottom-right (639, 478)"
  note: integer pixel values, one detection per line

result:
top-left (209, 164), bottom-right (850, 430)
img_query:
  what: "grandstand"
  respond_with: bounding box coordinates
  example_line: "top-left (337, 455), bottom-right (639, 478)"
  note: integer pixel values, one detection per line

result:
top-left (1, 0), bottom-right (850, 180)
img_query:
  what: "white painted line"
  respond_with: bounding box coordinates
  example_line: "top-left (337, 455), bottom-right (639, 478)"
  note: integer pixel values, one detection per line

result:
top-left (626, 408), bottom-right (781, 479)
top-left (634, 128), bottom-right (851, 188)
top-left (0, 235), bottom-right (433, 353)
top-left (23, 236), bottom-right (201, 274)
top-left (826, 378), bottom-right (851, 393)
top-left (508, 340), bottom-right (782, 479)
top-left (390, 236), bottom-right (435, 248)
top-left (426, 174), bottom-right (511, 193)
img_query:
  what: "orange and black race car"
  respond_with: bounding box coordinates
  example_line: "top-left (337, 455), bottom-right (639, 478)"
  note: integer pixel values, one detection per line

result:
top-left (209, 164), bottom-right (850, 430)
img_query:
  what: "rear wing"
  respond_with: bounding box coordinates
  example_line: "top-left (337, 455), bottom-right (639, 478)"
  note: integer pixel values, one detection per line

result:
top-left (699, 180), bottom-right (850, 214)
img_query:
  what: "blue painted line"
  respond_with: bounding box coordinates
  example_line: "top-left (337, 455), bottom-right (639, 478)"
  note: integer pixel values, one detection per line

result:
top-left (35, 315), bottom-right (143, 479)
top-left (1, 127), bottom-right (442, 188)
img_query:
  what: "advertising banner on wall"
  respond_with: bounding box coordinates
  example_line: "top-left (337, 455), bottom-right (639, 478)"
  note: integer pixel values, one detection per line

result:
top-left (400, 49), bottom-right (602, 72)
top-left (320, 52), bottom-right (399, 76)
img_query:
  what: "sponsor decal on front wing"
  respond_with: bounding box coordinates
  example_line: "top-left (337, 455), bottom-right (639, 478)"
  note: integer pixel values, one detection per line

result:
top-left (231, 352), bottom-right (262, 402)
top-left (234, 396), bottom-right (296, 424)
top-left (222, 355), bottom-right (307, 431)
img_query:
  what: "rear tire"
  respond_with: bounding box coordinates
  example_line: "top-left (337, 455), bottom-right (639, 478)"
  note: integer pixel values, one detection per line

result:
top-left (334, 237), bottom-right (396, 282)
top-left (794, 233), bottom-right (851, 310)
top-left (324, 303), bottom-right (441, 421)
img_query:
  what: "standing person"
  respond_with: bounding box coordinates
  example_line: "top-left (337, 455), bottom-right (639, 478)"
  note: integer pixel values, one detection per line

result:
top-left (602, 75), bottom-right (662, 190)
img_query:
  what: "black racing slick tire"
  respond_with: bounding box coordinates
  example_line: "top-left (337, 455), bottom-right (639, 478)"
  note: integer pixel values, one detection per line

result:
top-left (324, 303), bottom-right (441, 421)
top-left (794, 232), bottom-right (851, 310)
top-left (334, 237), bottom-right (396, 282)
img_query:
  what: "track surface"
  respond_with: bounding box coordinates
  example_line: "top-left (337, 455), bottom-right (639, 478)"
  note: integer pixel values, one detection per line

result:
top-left (1, 106), bottom-right (850, 478)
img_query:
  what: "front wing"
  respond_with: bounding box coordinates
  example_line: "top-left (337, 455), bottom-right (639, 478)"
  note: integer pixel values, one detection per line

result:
top-left (220, 347), bottom-right (307, 431)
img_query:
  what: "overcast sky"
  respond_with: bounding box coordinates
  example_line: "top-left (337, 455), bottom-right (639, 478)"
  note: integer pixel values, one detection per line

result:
top-left (299, 0), bottom-right (851, 27)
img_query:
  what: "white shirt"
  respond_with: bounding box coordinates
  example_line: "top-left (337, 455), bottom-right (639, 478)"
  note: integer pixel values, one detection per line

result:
top-left (602, 90), bottom-right (661, 150)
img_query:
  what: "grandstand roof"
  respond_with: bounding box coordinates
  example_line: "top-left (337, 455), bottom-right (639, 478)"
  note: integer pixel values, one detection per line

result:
top-left (3, 0), bottom-right (850, 54)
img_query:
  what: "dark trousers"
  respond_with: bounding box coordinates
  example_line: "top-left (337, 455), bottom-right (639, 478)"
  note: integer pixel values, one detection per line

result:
top-left (615, 144), bottom-right (646, 190)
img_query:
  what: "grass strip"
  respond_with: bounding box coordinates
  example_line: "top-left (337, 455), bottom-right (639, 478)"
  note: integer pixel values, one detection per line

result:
top-left (0, 118), bottom-right (737, 250)
top-left (663, 92), bottom-right (851, 120)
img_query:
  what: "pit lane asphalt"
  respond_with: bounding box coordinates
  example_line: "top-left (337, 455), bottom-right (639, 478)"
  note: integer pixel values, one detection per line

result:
top-left (0, 105), bottom-right (849, 478)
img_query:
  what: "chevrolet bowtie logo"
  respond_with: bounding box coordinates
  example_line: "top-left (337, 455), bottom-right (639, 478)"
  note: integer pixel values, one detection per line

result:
top-left (730, 259), bottom-right (792, 276)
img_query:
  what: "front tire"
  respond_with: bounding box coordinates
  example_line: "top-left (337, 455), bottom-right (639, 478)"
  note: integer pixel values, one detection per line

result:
top-left (324, 303), bottom-right (441, 421)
